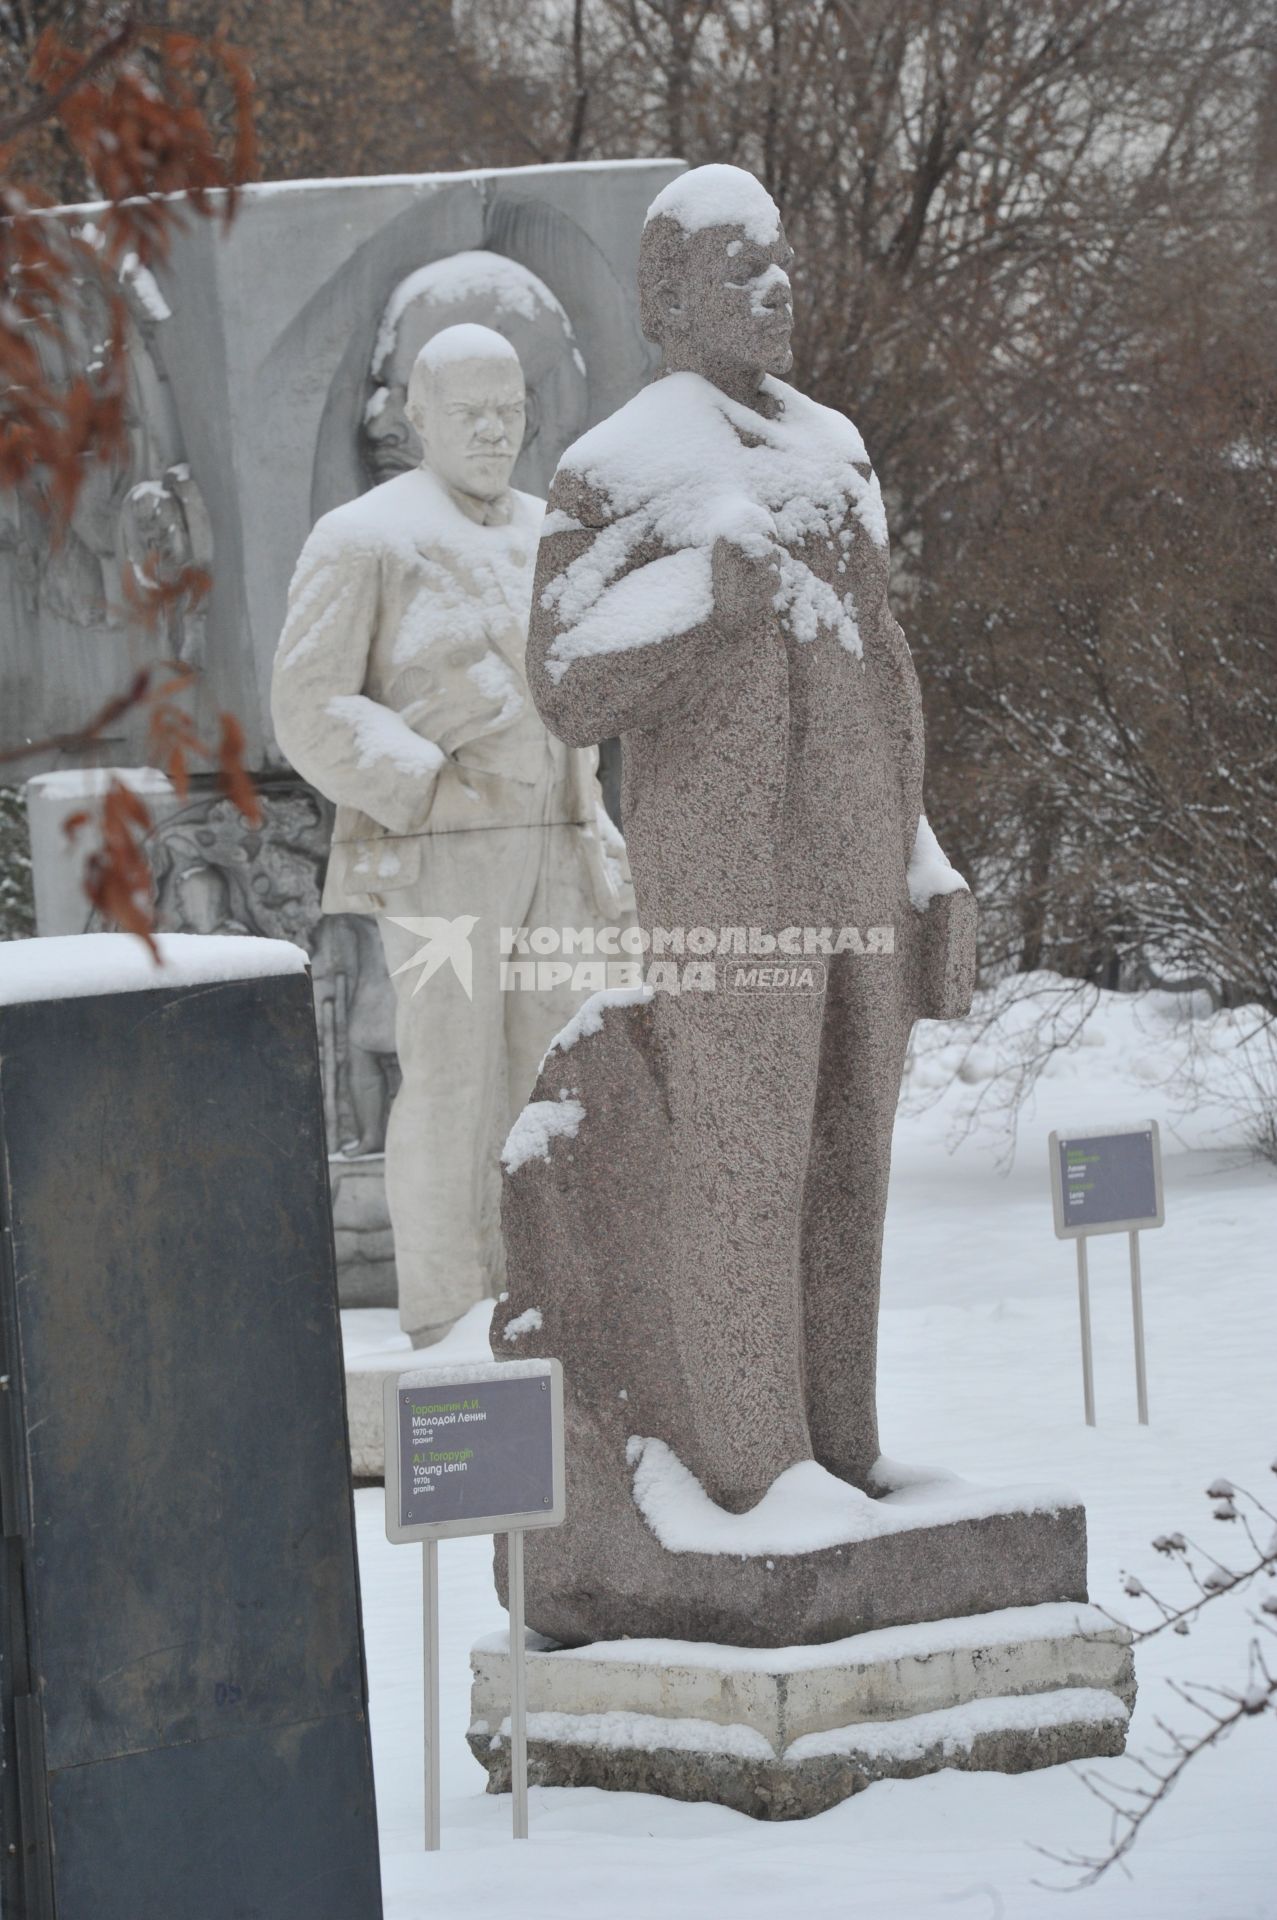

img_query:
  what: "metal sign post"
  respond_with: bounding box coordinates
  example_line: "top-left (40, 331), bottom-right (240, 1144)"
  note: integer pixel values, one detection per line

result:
top-left (1129, 1230), bottom-right (1150, 1425)
top-left (1049, 1121), bottom-right (1163, 1426)
top-left (422, 1539), bottom-right (441, 1851)
top-left (1074, 1235), bottom-right (1096, 1427)
top-left (384, 1358), bottom-right (565, 1852)
top-left (507, 1530), bottom-right (529, 1841)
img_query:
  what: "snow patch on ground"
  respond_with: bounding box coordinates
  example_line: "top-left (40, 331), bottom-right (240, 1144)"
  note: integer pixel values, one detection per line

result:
top-left (352, 963), bottom-right (1275, 1919)
top-left (904, 969), bottom-right (1276, 1160)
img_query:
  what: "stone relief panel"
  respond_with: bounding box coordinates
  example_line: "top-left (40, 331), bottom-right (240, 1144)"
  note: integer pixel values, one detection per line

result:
top-left (141, 783), bottom-right (401, 1153)
top-left (0, 267), bottom-right (195, 761)
top-left (303, 182), bottom-right (652, 528)
top-left (92, 779), bottom-right (402, 1307)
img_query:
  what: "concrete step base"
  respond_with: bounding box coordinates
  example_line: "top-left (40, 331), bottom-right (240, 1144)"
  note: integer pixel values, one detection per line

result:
top-left (468, 1601), bottom-right (1133, 1820)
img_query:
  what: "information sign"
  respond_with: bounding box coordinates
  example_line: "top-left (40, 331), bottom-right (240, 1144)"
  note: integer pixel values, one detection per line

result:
top-left (383, 1358), bottom-right (565, 1855)
top-left (386, 1364), bottom-right (564, 1542)
top-left (1049, 1121), bottom-right (1164, 1238)
top-left (1047, 1121), bottom-right (1163, 1428)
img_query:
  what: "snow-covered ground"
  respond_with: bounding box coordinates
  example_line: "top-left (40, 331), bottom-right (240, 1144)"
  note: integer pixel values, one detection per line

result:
top-left (356, 979), bottom-right (1276, 1918)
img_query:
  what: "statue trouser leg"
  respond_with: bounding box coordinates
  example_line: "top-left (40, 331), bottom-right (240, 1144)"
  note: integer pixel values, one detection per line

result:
top-left (378, 909), bottom-right (505, 1345)
top-left (378, 823), bottom-right (619, 1345)
top-left (345, 1044), bottom-right (388, 1156)
top-left (376, 829), bottom-right (544, 1344)
top-left (656, 983), bottom-right (824, 1513)
top-left (801, 949), bottom-right (914, 1490)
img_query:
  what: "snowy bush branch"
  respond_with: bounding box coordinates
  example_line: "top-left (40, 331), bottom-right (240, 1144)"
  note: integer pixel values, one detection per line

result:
top-left (1043, 1466), bottom-right (1277, 1887)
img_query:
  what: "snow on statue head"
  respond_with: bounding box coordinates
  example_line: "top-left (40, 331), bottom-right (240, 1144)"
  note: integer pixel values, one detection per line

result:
top-left (363, 251), bottom-right (586, 488)
top-left (639, 164), bottom-right (794, 399)
top-left (405, 323), bottom-right (526, 504)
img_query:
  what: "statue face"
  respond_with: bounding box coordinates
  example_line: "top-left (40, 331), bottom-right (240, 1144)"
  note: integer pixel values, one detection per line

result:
top-left (680, 223), bottom-right (795, 379)
top-left (410, 354), bottom-right (527, 501)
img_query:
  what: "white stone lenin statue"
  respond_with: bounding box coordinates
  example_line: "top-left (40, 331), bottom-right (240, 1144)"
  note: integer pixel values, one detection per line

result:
top-left (272, 323), bottom-right (627, 1344)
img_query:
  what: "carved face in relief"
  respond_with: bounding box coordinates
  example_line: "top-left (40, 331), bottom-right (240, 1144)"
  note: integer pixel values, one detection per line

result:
top-left (405, 330), bottom-right (527, 503)
top-left (119, 480), bottom-right (189, 587)
top-left (361, 250), bottom-right (586, 489)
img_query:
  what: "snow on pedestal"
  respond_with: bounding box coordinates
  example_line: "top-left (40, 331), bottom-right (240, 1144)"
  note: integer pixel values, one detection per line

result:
top-left (0, 930), bottom-right (308, 1005)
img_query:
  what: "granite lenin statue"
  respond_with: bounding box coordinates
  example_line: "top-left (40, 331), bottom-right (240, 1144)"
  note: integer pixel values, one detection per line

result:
top-left (494, 166), bottom-right (979, 1645)
top-left (272, 323), bottom-right (626, 1346)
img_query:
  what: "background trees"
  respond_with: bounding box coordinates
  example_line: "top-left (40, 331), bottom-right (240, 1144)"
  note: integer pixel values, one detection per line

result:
top-left (451, 0), bottom-right (1277, 1013)
top-left (3, 0), bottom-right (1273, 1006)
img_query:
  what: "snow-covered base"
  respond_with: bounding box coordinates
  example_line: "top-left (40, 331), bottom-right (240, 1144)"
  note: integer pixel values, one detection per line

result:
top-left (471, 1602), bottom-right (1134, 1746)
top-left (627, 1435), bottom-right (1079, 1555)
top-left (468, 1603), bottom-right (1132, 1819)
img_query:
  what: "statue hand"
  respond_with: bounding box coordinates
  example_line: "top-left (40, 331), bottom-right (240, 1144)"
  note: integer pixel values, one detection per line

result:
top-left (916, 888), bottom-right (979, 1022)
top-left (710, 534), bottom-right (782, 630)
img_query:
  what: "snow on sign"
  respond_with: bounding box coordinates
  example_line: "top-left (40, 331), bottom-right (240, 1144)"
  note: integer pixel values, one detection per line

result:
top-left (1049, 1120), bottom-right (1164, 1238)
top-left (384, 1358), bottom-right (565, 1543)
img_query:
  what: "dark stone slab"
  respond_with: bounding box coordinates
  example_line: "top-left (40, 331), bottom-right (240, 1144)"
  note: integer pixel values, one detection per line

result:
top-left (0, 966), bottom-right (382, 1919)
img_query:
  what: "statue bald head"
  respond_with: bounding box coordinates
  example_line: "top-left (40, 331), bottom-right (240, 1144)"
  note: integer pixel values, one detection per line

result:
top-left (405, 323), bottom-right (527, 503)
top-left (639, 166), bottom-right (794, 400)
